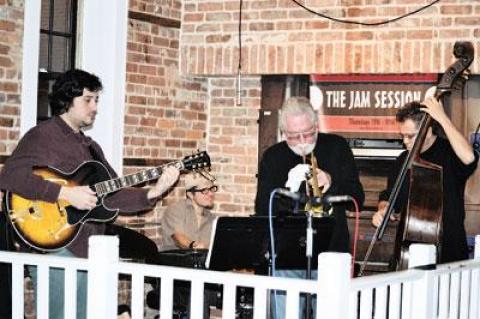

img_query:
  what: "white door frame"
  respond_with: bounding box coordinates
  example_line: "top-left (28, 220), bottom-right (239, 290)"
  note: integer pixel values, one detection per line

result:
top-left (20, 0), bottom-right (128, 173)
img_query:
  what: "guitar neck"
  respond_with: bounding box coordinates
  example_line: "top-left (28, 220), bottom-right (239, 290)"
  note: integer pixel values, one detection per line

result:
top-left (94, 161), bottom-right (182, 196)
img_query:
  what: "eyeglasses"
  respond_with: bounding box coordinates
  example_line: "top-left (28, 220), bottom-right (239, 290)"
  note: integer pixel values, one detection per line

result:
top-left (284, 127), bottom-right (317, 142)
top-left (189, 185), bottom-right (218, 195)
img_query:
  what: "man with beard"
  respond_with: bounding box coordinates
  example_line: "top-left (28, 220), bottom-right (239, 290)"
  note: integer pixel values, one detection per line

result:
top-left (255, 96), bottom-right (364, 318)
top-left (372, 97), bottom-right (478, 264)
top-left (0, 69), bottom-right (180, 319)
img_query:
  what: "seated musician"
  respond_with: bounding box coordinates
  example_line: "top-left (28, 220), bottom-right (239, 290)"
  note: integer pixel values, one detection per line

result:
top-left (161, 172), bottom-right (217, 251)
top-left (155, 172), bottom-right (218, 317)
top-left (372, 97), bottom-right (479, 263)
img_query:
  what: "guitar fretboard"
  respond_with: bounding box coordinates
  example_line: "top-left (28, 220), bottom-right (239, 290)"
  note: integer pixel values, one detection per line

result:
top-left (94, 162), bottom-right (182, 196)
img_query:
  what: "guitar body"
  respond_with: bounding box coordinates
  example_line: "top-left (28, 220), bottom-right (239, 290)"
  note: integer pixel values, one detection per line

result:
top-left (4, 161), bottom-right (118, 251)
top-left (3, 151), bottom-right (211, 251)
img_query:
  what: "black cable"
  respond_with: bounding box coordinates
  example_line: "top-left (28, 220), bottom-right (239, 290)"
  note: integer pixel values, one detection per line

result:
top-left (290, 0), bottom-right (441, 26)
top-left (238, 0), bottom-right (243, 73)
top-left (236, 0), bottom-right (244, 105)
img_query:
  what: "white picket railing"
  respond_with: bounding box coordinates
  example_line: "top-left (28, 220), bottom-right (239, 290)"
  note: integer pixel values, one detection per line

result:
top-left (0, 235), bottom-right (479, 318)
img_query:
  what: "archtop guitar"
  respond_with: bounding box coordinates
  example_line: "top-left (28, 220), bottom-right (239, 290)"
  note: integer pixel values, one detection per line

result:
top-left (3, 151), bottom-right (210, 251)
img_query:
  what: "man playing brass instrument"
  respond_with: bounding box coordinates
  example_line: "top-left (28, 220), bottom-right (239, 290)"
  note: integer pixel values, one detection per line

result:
top-left (255, 96), bottom-right (364, 318)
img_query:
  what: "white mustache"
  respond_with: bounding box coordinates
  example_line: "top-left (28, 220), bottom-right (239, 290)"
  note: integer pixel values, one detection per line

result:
top-left (289, 143), bottom-right (315, 156)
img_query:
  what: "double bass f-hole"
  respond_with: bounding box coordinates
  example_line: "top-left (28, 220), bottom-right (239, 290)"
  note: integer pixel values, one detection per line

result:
top-left (358, 42), bottom-right (474, 276)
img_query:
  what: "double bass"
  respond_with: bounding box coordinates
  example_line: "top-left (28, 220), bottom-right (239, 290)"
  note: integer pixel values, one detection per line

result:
top-left (359, 42), bottom-right (474, 275)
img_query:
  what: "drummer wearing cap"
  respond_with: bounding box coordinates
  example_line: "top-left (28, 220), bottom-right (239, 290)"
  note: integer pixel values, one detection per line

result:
top-left (161, 172), bottom-right (217, 250)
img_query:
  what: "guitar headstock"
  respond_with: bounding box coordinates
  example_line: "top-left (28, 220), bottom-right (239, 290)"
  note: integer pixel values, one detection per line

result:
top-left (181, 151), bottom-right (211, 171)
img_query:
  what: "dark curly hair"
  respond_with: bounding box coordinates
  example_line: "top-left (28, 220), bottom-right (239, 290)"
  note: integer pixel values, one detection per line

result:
top-left (396, 101), bottom-right (441, 135)
top-left (396, 101), bottom-right (424, 124)
top-left (48, 69), bottom-right (103, 116)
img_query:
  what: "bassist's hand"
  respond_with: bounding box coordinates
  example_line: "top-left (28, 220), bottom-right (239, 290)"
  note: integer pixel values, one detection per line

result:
top-left (420, 97), bottom-right (449, 125)
top-left (59, 186), bottom-right (98, 210)
top-left (372, 201), bottom-right (398, 227)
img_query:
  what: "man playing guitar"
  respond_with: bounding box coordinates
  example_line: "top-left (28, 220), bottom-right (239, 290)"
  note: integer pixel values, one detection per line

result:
top-left (0, 69), bottom-right (180, 319)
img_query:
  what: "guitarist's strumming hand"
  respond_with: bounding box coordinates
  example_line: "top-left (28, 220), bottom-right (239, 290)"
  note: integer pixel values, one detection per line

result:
top-left (147, 166), bottom-right (180, 200)
top-left (59, 186), bottom-right (98, 210)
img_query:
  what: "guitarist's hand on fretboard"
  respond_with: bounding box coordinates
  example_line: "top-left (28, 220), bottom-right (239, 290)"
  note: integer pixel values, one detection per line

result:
top-left (4, 151), bottom-right (210, 251)
top-left (147, 166), bottom-right (180, 200)
top-left (59, 185), bottom-right (97, 210)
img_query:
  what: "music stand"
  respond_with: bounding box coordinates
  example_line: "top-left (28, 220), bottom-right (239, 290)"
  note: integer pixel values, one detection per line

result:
top-left (205, 216), bottom-right (335, 272)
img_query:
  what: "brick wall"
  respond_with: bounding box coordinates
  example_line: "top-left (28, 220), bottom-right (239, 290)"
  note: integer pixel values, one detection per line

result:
top-left (124, 18), bottom-right (207, 169)
top-left (207, 76), bottom-right (261, 216)
top-left (119, 5), bottom-right (212, 243)
top-left (0, 1), bottom-right (23, 158)
top-left (121, 2), bottom-right (260, 247)
top-left (129, 0), bottom-right (182, 20)
top-left (181, 0), bottom-right (480, 75)
top-left (120, 9), bottom-right (261, 237)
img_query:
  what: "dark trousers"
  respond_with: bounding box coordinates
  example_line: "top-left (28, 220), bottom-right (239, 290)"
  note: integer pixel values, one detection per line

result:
top-left (104, 223), bottom-right (159, 261)
top-left (146, 280), bottom-right (220, 319)
top-left (0, 211), bottom-right (14, 319)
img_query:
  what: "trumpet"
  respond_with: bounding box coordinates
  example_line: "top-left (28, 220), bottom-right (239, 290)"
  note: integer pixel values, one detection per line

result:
top-left (304, 153), bottom-right (332, 217)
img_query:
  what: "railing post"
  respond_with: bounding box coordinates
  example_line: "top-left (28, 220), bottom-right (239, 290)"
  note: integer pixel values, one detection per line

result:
top-left (86, 235), bottom-right (119, 319)
top-left (316, 252), bottom-right (351, 319)
top-left (475, 235), bottom-right (480, 260)
top-left (408, 243), bottom-right (436, 269)
top-left (408, 244), bottom-right (436, 319)
top-left (470, 235), bottom-right (480, 318)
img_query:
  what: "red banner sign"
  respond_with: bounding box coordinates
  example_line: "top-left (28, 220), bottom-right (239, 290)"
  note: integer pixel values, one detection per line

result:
top-left (310, 74), bottom-right (438, 139)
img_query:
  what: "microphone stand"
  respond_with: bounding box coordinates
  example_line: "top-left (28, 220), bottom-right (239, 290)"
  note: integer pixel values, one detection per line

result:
top-left (303, 153), bottom-right (314, 319)
top-left (305, 204), bottom-right (314, 319)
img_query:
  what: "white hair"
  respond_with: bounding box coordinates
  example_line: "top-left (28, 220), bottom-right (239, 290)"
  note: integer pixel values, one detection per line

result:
top-left (279, 96), bottom-right (317, 131)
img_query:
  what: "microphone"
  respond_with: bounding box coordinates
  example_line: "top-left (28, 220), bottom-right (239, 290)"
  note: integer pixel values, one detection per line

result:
top-left (304, 195), bottom-right (352, 206)
top-left (274, 188), bottom-right (352, 205)
top-left (274, 188), bottom-right (306, 202)
top-left (321, 195), bottom-right (353, 204)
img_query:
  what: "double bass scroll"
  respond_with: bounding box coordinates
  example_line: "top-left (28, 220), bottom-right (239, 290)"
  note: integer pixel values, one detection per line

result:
top-left (358, 41), bottom-right (474, 276)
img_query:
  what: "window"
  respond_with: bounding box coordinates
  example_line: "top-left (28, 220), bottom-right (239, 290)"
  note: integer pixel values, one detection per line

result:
top-left (37, 0), bottom-right (78, 122)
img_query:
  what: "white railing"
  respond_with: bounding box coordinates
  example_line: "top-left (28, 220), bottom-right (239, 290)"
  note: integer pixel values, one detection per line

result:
top-left (0, 235), bottom-right (479, 318)
top-left (343, 241), bottom-right (480, 319)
